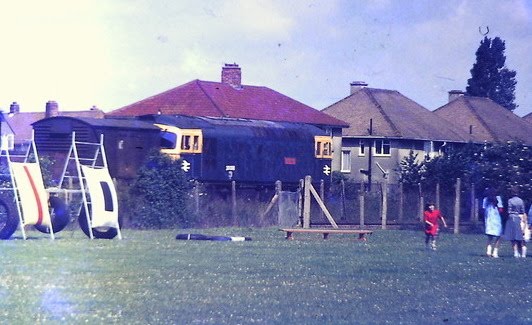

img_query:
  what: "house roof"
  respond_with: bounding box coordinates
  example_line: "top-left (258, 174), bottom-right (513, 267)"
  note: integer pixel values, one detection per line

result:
top-left (434, 96), bottom-right (532, 145)
top-left (524, 112), bottom-right (532, 124)
top-left (107, 79), bottom-right (348, 128)
top-left (6, 109), bottom-right (105, 143)
top-left (322, 87), bottom-right (468, 142)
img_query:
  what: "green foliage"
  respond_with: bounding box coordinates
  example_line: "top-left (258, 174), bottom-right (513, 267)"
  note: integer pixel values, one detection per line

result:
top-left (38, 155), bottom-right (57, 187)
top-left (330, 171), bottom-right (360, 198)
top-left (466, 36), bottom-right (517, 111)
top-left (477, 142), bottom-right (532, 200)
top-left (129, 151), bottom-right (193, 228)
top-left (397, 150), bottom-right (425, 185)
top-left (398, 142), bottom-right (531, 200)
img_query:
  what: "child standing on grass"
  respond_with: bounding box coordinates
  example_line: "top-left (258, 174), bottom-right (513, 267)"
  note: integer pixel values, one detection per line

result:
top-left (482, 188), bottom-right (504, 258)
top-left (424, 203), bottom-right (447, 250)
top-left (503, 188), bottom-right (527, 258)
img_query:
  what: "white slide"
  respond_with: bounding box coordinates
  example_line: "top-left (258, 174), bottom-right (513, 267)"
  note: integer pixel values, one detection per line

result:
top-left (11, 162), bottom-right (52, 228)
top-left (80, 165), bottom-right (119, 229)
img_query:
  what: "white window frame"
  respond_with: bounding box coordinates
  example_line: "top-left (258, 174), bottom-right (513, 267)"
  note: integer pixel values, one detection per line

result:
top-left (340, 150), bottom-right (351, 173)
top-left (374, 139), bottom-right (391, 156)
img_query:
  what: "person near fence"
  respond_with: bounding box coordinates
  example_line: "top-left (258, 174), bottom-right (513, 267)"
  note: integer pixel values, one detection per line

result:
top-left (482, 188), bottom-right (504, 258)
top-left (503, 188), bottom-right (526, 258)
top-left (423, 203), bottom-right (447, 250)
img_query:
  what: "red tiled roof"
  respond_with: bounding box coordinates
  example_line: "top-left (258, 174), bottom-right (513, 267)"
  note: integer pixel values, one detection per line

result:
top-left (107, 80), bottom-right (348, 127)
top-left (434, 96), bottom-right (532, 145)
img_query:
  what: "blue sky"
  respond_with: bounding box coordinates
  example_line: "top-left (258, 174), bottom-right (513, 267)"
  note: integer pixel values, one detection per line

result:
top-left (0, 0), bottom-right (530, 117)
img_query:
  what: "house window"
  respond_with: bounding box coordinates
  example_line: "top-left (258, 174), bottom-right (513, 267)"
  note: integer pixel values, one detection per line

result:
top-left (358, 140), bottom-right (366, 156)
top-left (374, 140), bottom-right (391, 156)
top-left (314, 136), bottom-right (332, 158)
top-left (341, 150), bottom-right (351, 172)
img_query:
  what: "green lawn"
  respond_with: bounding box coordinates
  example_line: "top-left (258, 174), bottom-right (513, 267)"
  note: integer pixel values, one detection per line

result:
top-left (0, 227), bottom-right (530, 324)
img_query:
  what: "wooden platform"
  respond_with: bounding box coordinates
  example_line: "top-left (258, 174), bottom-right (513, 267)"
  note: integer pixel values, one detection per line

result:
top-left (280, 228), bottom-right (373, 241)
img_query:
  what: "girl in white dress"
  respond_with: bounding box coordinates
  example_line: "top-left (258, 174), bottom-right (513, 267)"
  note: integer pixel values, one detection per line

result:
top-left (482, 189), bottom-right (503, 258)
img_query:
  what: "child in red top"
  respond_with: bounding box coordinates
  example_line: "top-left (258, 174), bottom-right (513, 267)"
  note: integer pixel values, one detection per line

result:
top-left (424, 203), bottom-right (447, 250)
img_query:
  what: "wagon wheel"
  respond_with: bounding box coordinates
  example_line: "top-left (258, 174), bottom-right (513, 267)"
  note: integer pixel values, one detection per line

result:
top-left (34, 196), bottom-right (70, 234)
top-left (78, 205), bottom-right (118, 239)
top-left (0, 198), bottom-right (19, 240)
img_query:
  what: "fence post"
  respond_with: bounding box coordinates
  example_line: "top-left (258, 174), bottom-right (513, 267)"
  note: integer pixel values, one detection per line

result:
top-left (231, 180), bottom-right (237, 226)
top-left (340, 179), bottom-right (346, 221)
top-left (381, 179), bottom-right (388, 229)
top-left (194, 180), bottom-right (200, 214)
top-left (303, 176), bottom-right (311, 228)
top-left (320, 179), bottom-right (325, 220)
top-left (419, 183), bottom-right (424, 222)
top-left (436, 183), bottom-right (440, 210)
top-left (470, 183), bottom-right (477, 224)
top-left (359, 182), bottom-right (365, 227)
top-left (398, 182), bottom-right (404, 222)
top-left (454, 178), bottom-right (461, 234)
top-left (298, 179), bottom-right (304, 226)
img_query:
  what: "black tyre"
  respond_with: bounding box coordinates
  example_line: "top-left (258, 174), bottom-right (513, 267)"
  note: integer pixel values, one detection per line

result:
top-left (78, 205), bottom-right (118, 239)
top-left (0, 198), bottom-right (19, 240)
top-left (34, 196), bottom-right (70, 234)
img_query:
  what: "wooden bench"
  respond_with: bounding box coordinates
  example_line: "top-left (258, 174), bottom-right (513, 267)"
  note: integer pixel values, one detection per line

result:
top-left (280, 228), bottom-right (373, 241)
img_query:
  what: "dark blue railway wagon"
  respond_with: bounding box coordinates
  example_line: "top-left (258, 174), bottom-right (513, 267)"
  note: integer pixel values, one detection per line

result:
top-left (142, 115), bottom-right (333, 185)
top-left (32, 116), bottom-right (160, 180)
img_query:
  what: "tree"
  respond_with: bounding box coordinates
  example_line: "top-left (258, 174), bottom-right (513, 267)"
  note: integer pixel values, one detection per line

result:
top-left (397, 150), bottom-right (425, 186)
top-left (466, 36), bottom-right (517, 111)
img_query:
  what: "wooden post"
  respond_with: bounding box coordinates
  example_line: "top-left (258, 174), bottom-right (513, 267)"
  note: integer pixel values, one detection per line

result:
top-left (419, 183), bottom-right (424, 222)
top-left (298, 179), bottom-right (304, 227)
top-left (470, 183), bottom-right (477, 224)
top-left (359, 182), bottom-right (365, 227)
top-left (340, 179), bottom-right (346, 221)
top-left (231, 180), bottom-right (237, 226)
top-left (381, 179), bottom-right (388, 229)
top-left (308, 183), bottom-right (338, 228)
top-left (436, 183), bottom-right (440, 211)
top-left (320, 179), bottom-right (325, 220)
top-left (454, 178), bottom-right (461, 234)
top-left (194, 181), bottom-right (199, 214)
top-left (398, 182), bottom-right (404, 221)
top-left (261, 181), bottom-right (281, 221)
top-left (303, 176), bottom-right (311, 228)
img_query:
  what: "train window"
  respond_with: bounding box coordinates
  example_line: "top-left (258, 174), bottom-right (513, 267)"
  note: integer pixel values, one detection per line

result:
top-left (160, 131), bottom-right (177, 149)
top-left (180, 130), bottom-right (203, 153)
top-left (181, 135), bottom-right (191, 150)
top-left (314, 136), bottom-right (333, 159)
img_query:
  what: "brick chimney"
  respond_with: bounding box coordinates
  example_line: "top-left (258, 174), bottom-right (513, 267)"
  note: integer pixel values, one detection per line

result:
top-left (350, 81), bottom-right (368, 94)
top-left (221, 63), bottom-right (242, 89)
top-left (9, 102), bottom-right (20, 115)
top-left (45, 100), bottom-right (59, 118)
top-left (448, 90), bottom-right (465, 102)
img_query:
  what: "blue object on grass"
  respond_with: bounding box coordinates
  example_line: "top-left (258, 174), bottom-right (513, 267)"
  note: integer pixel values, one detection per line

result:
top-left (176, 233), bottom-right (252, 241)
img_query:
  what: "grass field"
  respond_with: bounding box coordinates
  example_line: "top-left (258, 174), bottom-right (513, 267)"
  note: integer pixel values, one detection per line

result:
top-left (0, 227), bottom-right (531, 324)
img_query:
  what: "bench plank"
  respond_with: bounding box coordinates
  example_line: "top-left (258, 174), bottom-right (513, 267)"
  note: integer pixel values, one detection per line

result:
top-left (280, 228), bottom-right (373, 241)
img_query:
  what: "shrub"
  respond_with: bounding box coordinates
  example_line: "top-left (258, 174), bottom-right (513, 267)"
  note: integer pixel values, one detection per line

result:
top-left (129, 151), bottom-right (193, 228)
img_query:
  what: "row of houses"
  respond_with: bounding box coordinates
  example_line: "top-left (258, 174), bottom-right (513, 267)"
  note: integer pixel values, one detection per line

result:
top-left (2, 63), bottom-right (531, 185)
